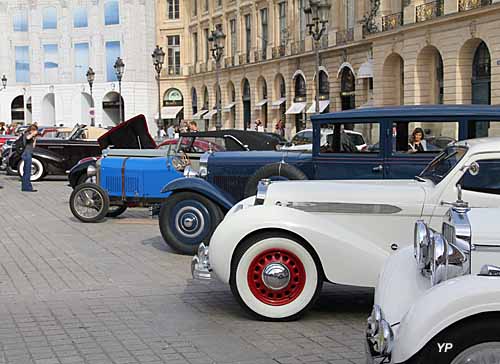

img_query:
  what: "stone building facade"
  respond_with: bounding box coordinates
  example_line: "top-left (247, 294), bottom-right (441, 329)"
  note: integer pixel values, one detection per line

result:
top-left (157, 0), bottom-right (500, 137)
top-left (0, 0), bottom-right (157, 129)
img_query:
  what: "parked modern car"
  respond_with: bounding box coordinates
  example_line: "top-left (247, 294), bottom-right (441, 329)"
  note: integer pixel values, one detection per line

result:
top-left (366, 199), bottom-right (500, 364)
top-left (68, 129), bottom-right (286, 188)
top-left (191, 136), bottom-right (500, 319)
top-left (6, 125), bottom-right (107, 181)
top-left (161, 105), bottom-right (500, 255)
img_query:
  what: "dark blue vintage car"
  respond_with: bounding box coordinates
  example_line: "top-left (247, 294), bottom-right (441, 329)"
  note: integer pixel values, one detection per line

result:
top-left (158, 105), bottom-right (500, 254)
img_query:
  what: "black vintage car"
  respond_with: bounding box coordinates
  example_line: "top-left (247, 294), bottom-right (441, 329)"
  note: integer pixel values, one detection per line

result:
top-left (7, 116), bottom-right (154, 182)
top-left (68, 128), bottom-right (286, 188)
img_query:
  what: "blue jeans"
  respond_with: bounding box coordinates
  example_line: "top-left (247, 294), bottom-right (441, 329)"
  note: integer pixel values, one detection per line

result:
top-left (21, 151), bottom-right (33, 191)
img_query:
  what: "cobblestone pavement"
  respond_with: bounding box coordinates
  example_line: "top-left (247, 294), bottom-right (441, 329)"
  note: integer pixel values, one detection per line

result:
top-left (0, 175), bottom-right (373, 364)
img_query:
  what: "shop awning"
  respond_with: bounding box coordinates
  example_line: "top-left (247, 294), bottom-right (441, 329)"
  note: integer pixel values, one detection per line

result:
top-left (158, 106), bottom-right (183, 119)
top-left (203, 110), bottom-right (218, 119)
top-left (357, 59), bottom-right (373, 79)
top-left (255, 99), bottom-right (268, 108)
top-left (223, 103), bottom-right (235, 112)
top-left (285, 102), bottom-right (307, 115)
top-left (306, 100), bottom-right (330, 114)
top-left (192, 110), bottom-right (208, 119)
top-left (271, 98), bottom-right (286, 109)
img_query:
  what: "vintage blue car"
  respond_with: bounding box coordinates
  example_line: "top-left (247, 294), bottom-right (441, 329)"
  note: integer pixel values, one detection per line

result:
top-left (158, 105), bottom-right (500, 254)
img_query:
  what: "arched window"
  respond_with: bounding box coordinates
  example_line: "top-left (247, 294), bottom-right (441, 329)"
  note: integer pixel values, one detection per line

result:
top-left (43, 7), bottom-right (57, 29)
top-left (192, 88), bottom-right (198, 115)
top-left (473, 41), bottom-right (491, 81)
top-left (203, 87), bottom-right (209, 110)
top-left (294, 75), bottom-right (306, 101)
top-left (319, 71), bottom-right (329, 97)
top-left (104, 0), bottom-right (120, 25)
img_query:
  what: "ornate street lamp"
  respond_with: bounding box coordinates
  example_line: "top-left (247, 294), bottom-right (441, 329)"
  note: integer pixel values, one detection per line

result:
top-left (114, 57), bottom-right (125, 123)
top-left (305, 0), bottom-right (330, 114)
top-left (1, 74), bottom-right (7, 90)
top-left (86, 67), bottom-right (95, 126)
top-left (152, 45), bottom-right (166, 138)
top-left (208, 27), bottom-right (226, 131)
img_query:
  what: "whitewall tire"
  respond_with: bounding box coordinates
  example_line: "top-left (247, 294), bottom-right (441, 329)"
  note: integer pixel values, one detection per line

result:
top-left (230, 232), bottom-right (322, 321)
top-left (18, 158), bottom-right (45, 182)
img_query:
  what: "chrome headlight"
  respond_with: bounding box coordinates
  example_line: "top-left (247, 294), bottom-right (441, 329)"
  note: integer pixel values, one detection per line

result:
top-left (199, 152), bottom-right (209, 178)
top-left (366, 305), bottom-right (394, 356)
top-left (255, 179), bottom-right (271, 205)
top-left (183, 165), bottom-right (198, 178)
top-left (414, 220), bottom-right (432, 273)
top-left (430, 232), bottom-right (468, 286)
top-left (87, 164), bottom-right (97, 177)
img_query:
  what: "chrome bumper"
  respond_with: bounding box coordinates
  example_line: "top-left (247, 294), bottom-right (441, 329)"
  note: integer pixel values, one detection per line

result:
top-left (191, 243), bottom-right (212, 280)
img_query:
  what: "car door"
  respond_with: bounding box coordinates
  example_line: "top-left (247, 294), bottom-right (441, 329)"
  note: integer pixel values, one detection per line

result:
top-left (314, 120), bottom-right (385, 179)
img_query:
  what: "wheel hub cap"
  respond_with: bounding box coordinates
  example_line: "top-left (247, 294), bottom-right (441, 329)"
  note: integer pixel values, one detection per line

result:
top-left (247, 248), bottom-right (306, 306)
top-left (262, 263), bottom-right (290, 290)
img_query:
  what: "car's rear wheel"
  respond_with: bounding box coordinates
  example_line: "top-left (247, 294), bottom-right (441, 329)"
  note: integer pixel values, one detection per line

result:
top-left (70, 183), bottom-right (109, 223)
top-left (106, 205), bottom-right (127, 218)
top-left (159, 192), bottom-right (224, 255)
top-left (18, 158), bottom-right (45, 181)
top-left (230, 232), bottom-right (322, 321)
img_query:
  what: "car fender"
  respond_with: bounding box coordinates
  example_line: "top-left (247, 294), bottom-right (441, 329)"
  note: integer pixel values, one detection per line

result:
top-left (161, 177), bottom-right (236, 210)
top-left (68, 159), bottom-right (96, 187)
top-left (209, 205), bottom-right (389, 286)
top-left (392, 275), bottom-right (500, 363)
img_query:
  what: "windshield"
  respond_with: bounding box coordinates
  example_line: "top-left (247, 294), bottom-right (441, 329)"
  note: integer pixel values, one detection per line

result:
top-left (67, 125), bottom-right (84, 140)
top-left (419, 146), bottom-right (468, 184)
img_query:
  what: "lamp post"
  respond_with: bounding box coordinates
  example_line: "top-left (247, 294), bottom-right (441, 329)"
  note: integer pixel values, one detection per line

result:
top-left (86, 67), bottom-right (95, 126)
top-left (114, 57), bottom-right (125, 123)
top-left (152, 45), bottom-right (166, 138)
top-left (208, 27), bottom-right (226, 131)
top-left (305, 0), bottom-right (330, 115)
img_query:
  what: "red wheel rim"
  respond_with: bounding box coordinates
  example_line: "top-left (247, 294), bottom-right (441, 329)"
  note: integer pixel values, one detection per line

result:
top-left (247, 248), bottom-right (306, 306)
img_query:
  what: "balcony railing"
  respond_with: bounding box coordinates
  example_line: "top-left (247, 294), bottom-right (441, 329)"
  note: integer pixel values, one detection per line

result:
top-left (336, 28), bottom-right (354, 45)
top-left (166, 65), bottom-right (181, 76)
top-left (458, 0), bottom-right (492, 11)
top-left (272, 45), bottom-right (287, 58)
top-left (382, 12), bottom-right (403, 31)
top-left (291, 40), bottom-right (305, 55)
top-left (239, 53), bottom-right (246, 65)
top-left (416, 1), bottom-right (443, 22)
top-left (188, 65), bottom-right (194, 75)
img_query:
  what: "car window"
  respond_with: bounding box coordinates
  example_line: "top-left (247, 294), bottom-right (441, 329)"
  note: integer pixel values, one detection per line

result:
top-left (319, 122), bottom-right (379, 153)
top-left (392, 121), bottom-right (458, 154)
top-left (419, 146), bottom-right (467, 184)
top-left (460, 159), bottom-right (500, 195)
top-left (468, 121), bottom-right (500, 138)
top-left (291, 131), bottom-right (312, 145)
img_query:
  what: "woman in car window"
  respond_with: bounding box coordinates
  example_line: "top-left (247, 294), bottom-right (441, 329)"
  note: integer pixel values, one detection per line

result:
top-left (408, 127), bottom-right (427, 153)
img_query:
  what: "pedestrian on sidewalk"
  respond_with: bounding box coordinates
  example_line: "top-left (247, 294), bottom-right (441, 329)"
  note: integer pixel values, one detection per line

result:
top-left (21, 124), bottom-right (39, 193)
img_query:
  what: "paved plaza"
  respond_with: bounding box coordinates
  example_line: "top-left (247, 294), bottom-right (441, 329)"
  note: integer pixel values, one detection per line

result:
top-left (0, 175), bottom-right (373, 364)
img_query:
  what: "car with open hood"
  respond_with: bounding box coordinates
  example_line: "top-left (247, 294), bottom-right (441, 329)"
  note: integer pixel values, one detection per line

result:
top-left (7, 124), bottom-right (107, 181)
top-left (191, 137), bottom-right (500, 320)
top-left (366, 198), bottom-right (500, 364)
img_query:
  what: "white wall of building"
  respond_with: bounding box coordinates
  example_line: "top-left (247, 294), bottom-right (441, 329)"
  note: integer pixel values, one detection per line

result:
top-left (0, 0), bottom-right (158, 133)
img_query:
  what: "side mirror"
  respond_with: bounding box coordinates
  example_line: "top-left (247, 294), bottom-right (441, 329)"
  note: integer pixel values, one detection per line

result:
top-left (468, 162), bottom-right (480, 176)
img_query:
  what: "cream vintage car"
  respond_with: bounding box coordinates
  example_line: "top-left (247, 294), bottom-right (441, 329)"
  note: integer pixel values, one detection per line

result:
top-left (366, 199), bottom-right (500, 364)
top-left (192, 137), bottom-right (500, 320)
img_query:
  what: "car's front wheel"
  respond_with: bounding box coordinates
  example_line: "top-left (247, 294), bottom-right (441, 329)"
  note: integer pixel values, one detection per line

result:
top-left (408, 315), bottom-right (500, 364)
top-left (69, 183), bottom-right (110, 223)
top-left (18, 157), bottom-right (45, 181)
top-left (106, 205), bottom-right (127, 218)
top-left (159, 192), bottom-right (224, 255)
top-left (230, 232), bottom-right (322, 321)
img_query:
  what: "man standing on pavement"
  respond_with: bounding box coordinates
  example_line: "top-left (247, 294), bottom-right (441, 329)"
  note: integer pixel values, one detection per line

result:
top-left (21, 124), bottom-right (39, 192)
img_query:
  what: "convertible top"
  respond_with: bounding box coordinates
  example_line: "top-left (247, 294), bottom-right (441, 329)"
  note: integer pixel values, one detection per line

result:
top-left (179, 129), bottom-right (286, 151)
